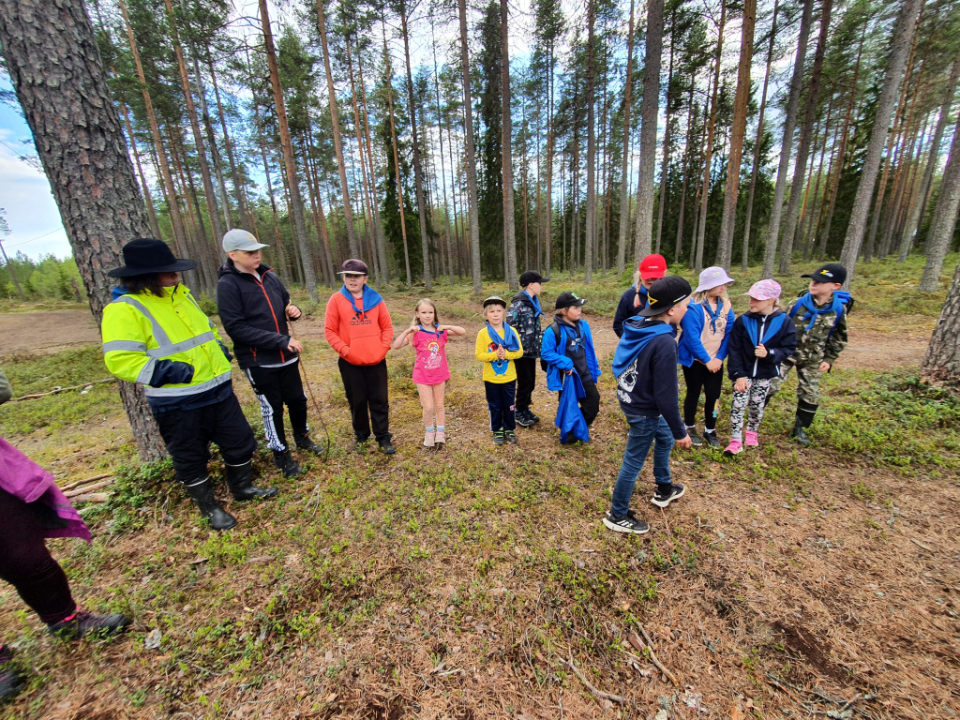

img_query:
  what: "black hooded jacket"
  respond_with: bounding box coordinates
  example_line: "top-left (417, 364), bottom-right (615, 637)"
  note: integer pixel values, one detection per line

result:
top-left (216, 260), bottom-right (297, 369)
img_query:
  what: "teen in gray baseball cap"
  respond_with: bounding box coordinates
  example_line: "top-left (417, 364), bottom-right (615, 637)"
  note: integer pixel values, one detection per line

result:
top-left (222, 229), bottom-right (269, 253)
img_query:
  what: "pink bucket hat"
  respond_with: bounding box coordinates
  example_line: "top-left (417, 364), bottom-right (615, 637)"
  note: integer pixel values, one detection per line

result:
top-left (694, 266), bottom-right (735, 293)
top-left (743, 279), bottom-right (782, 301)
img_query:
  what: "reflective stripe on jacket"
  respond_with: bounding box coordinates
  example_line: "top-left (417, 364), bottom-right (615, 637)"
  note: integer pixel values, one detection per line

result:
top-left (102, 285), bottom-right (231, 398)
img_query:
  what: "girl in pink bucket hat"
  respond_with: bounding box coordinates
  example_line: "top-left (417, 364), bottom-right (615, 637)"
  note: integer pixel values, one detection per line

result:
top-left (677, 267), bottom-right (736, 448)
top-left (722, 279), bottom-right (797, 456)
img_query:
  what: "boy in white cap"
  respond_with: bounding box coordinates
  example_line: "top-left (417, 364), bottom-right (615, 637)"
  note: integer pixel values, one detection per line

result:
top-left (677, 266), bottom-right (736, 448)
top-left (217, 229), bottom-right (322, 478)
top-left (723, 279), bottom-right (797, 456)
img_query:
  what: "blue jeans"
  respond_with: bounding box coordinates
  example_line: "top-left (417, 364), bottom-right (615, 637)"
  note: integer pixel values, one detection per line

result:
top-left (610, 414), bottom-right (674, 517)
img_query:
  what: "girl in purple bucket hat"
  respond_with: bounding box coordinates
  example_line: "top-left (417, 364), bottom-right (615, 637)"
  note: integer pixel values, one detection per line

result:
top-left (723, 280), bottom-right (797, 456)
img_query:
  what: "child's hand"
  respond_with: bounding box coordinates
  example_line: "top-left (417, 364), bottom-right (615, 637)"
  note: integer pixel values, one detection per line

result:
top-left (754, 344), bottom-right (768, 358)
top-left (706, 358), bottom-right (722, 373)
top-left (675, 435), bottom-right (693, 449)
top-left (734, 377), bottom-right (749, 393)
top-left (496, 346), bottom-right (506, 360)
top-left (819, 361), bottom-right (831, 372)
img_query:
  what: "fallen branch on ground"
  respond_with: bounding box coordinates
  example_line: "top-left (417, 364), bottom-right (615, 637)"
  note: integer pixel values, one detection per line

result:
top-left (64, 479), bottom-right (113, 497)
top-left (71, 492), bottom-right (111, 503)
top-left (60, 473), bottom-right (111, 492)
top-left (559, 654), bottom-right (626, 705)
top-left (13, 378), bottom-right (113, 401)
top-left (633, 624), bottom-right (680, 687)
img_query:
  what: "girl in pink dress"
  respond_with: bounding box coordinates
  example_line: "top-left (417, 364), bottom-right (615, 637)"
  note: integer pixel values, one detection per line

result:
top-left (392, 299), bottom-right (466, 448)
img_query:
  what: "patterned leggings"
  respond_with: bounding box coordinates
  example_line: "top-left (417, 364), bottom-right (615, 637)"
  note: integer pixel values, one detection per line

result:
top-left (729, 378), bottom-right (773, 440)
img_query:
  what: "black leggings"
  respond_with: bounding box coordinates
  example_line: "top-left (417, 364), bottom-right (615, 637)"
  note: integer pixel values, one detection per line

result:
top-left (0, 489), bottom-right (76, 625)
top-left (682, 362), bottom-right (724, 431)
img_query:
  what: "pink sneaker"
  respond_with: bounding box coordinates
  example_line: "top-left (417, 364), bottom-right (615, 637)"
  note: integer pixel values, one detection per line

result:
top-left (423, 430), bottom-right (435, 448)
top-left (723, 439), bottom-right (743, 457)
top-left (745, 431), bottom-right (759, 447)
top-left (434, 431), bottom-right (446, 447)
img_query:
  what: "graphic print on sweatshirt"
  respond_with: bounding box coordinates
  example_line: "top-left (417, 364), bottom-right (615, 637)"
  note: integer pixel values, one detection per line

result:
top-left (617, 357), bottom-right (639, 403)
top-left (489, 342), bottom-right (509, 376)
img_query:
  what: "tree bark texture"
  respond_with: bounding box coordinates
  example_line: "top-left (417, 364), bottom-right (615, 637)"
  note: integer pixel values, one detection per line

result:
top-left (922, 257), bottom-right (960, 381)
top-left (0, 0), bottom-right (165, 461)
top-left (761, 0), bottom-right (814, 278)
top-left (919, 108), bottom-right (960, 292)
top-left (616, 0), bottom-right (636, 276)
top-left (694, 0), bottom-right (724, 274)
top-left (839, 0), bottom-right (923, 286)
top-left (458, 0), bottom-right (483, 292)
top-left (500, 0), bottom-right (519, 291)
top-left (634, 0), bottom-right (664, 267)
top-left (584, 0), bottom-right (597, 283)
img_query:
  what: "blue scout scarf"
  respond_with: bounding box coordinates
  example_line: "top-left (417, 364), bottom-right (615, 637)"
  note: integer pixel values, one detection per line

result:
top-left (790, 290), bottom-right (850, 332)
top-left (556, 372), bottom-right (589, 444)
top-left (612, 319), bottom-right (676, 378)
top-left (742, 312), bottom-right (788, 347)
top-left (417, 323), bottom-right (442, 336)
top-left (702, 299), bottom-right (722, 333)
top-left (486, 322), bottom-right (520, 375)
top-left (339, 284), bottom-right (383, 318)
top-left (523, 290), bottom-right (543, 318)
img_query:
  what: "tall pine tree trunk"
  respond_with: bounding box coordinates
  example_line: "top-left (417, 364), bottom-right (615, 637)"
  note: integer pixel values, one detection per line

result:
top-left (119, 96), bottom-right (162, 240)
top-left (584, 0), bottom-right (597, 283)
top-left (655, 20), bottom-right (675, 258)
top-left (777, 0), bottom-right (832, 274)
top-left (616, 0), bottom-right (636, 275)
top-left (383, 32), bottom-right (413, 287)
top-left (500, 0), bottom-right (519, 290)
top-left (694, 0), bottom-right (724, 273)
top-left (192, 54), bottom-right (232, 232)
top-left (716, 0), bottom-right (755, 269)
top-left (634, 0), bottom-right (664, 266)
top-left (0, 0), bottom-right (165, 460)
top-left (919, 108), bottom-right (960, 291)
top-left (839, 0), bottom-right (923, 286)
top-left (674, 86), bottom-right (696, 263)
top-left (761, 0), bottom-right (814, 278)
top-left (740, 0), bottom-right (779, 272)
top-left (209, 60), bottom-right (252, 231)
top-left (259, 0), bottom-right (317, 299)
top-left (458, 0), bottom-right (482, 291)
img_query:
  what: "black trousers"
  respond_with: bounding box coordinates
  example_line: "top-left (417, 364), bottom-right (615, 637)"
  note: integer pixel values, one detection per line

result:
top-left (153, 391), bottom-right (259, 482)
top-left (245, 363), bottom-right (308, 453)
top-left (338, 359), bottom-right (391, 442)
top-left (682, 362), bottom-right (724, 431)
top-left (579, 375), bottom-right (601, 426)
top-left (484, 380), bottom-right (516, 432)
top-left (515, 357), bottom-right (537, 412)
top-left (0, 489), bottom-right (76, 625)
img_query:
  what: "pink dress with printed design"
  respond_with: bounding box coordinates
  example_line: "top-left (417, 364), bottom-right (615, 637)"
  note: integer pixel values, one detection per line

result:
top-left (412, 329), bottom-right (450, 385)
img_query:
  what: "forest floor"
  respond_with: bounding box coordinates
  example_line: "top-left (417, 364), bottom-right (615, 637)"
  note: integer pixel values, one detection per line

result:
top-left (0, 255), bottom-right (958, 720)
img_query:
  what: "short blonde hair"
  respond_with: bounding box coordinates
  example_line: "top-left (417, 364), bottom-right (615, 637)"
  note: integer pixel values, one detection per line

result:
top-left (413, 298), bottom-right (440, 326)
top-left (692, 284), bottom-right (731, 306)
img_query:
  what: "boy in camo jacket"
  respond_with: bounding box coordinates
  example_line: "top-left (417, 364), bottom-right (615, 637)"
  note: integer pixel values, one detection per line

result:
top-left (768, 263), bottom-right (852, 446)
top-left (506, 271), bottom-right (548, 427)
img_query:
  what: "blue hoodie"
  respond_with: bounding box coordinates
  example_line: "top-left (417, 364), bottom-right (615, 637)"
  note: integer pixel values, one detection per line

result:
top-left (541, 318), bottom-right (601, 391)
top-left (677, 300), bottom-right (735, 367)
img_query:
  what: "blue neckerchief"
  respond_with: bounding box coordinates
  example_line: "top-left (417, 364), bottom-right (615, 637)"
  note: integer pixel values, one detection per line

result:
top-left (636, 285), bottom-right (649, 310)
top-left (612, 318), bottom-right (676, 378)
top-left (523, 290), bottom-right (543, 318)
top-left (790, 290), bottom-right (847, 332)
top-left (112, 285), bottom-right (130, 300)
top-left (702, 299), bottom-right (722, 333)
top-left (556, 319), bottom-right (584, 357)
top-left (486, 322), bottom-right (521, 351)
top-left (339, 284), bottom-right (383, 317)
top-left (417, 323), bottom-right (442, 336)
top-left (742, 312), bottom-right (788, 347)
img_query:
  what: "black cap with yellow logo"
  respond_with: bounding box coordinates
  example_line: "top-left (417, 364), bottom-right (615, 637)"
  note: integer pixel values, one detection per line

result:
top-left (639, 276), bottom-right (692, 317)
top-left (801, 263), bottom-right (847, 285)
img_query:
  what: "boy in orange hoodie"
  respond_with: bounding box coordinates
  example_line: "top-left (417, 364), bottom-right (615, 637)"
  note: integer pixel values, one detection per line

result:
top-left (324, 259), bottom-right (395, 454)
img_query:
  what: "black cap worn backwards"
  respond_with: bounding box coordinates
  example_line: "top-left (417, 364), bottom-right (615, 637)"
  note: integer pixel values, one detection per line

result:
top-left (519, 270), bottom-right (548, 287)
top-left (801, 263), bottom-right (847, 285)
top-left (639, 276), bottom-right (693, 317)
top-left (555, 291), bottom-right (587, 310)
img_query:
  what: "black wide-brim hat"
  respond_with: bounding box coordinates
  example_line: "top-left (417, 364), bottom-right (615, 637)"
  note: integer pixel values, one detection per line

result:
top-left (107, 238), bottom-right (197, 278)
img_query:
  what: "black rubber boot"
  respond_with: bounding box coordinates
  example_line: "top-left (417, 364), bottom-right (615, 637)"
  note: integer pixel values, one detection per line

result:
top-left (791, 417), bottom-right (811, 445)
top-left (47, 610), bottom-right (131, 641)
top-left (272, 451), bottom-right (302, 478)
top-left (183, 476), bottom-right (237, 530)
top-left (0, 646), bottom-right (24, 702)
top-left (294, 434), bottom-right (325, 455)
top-left (226, 461), bottom-right (279, 501)
top-left (791, 402), bottom-right (817, 446)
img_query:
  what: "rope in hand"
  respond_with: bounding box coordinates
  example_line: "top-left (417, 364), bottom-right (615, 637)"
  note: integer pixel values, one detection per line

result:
top-left (287, 307), bottom-right (331, 464)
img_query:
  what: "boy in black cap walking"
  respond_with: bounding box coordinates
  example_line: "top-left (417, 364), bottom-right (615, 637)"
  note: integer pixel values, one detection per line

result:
top-left (767, 263), bottom-right (852, 445)
top-left (604, 277), bottom-right (693, 534)
top-left (506, 271), bottom-right (547, 427)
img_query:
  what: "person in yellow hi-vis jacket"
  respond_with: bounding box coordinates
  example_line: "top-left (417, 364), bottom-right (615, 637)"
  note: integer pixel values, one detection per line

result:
top-left (102, 239), bottom-right (277, 531)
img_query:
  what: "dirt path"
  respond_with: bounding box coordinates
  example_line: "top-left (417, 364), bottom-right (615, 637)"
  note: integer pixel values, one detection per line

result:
top-left (0, 310), bottom-right (99, 358)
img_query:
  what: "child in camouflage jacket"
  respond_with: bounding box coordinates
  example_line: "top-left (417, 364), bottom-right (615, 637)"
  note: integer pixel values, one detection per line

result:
top-left (506, 271), bottom-right (548, 427)
top-left (768, 263), bottom-right (852, 445)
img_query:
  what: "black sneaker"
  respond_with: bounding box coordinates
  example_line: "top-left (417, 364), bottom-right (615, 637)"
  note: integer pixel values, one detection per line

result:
top-left (493, 431), bottom-right (505, 446)
top-left (48, 610), bottom-right (131, 641)
top-left (294, 434), bottom-right (325, 455)
top-left (528, 412), bottom-right (540, 424)
top-left (702, 431), bottom-right (721, 448)
top-left (0, 646), bottom-right (24, 702)
top-left (505, 430), bottom-right (518, 444)
top-left (378, 439), bottom-right (396, 455)
top-left (515, 410), bottom-right (535, 428)
top-left (687, 428), bottom-right (703, 447)
top-left (603, 509), bottom-right (650, 535)
top-left (651, 483), bottom-right (686, 509)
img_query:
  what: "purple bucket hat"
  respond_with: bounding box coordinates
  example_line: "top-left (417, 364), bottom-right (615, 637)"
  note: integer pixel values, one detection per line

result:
top-left (694, 266), bottom-right (735, 293)
top-left (743, 279), bottom-right (782, 301)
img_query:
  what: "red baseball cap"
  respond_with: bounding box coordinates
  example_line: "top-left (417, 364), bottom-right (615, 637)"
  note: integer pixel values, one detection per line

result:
top-left (639, 254), bottom-right (667, 281)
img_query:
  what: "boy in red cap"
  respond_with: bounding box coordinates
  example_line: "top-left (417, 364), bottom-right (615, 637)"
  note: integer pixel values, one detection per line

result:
top-left (613, 254), bottom-right (667, 338)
